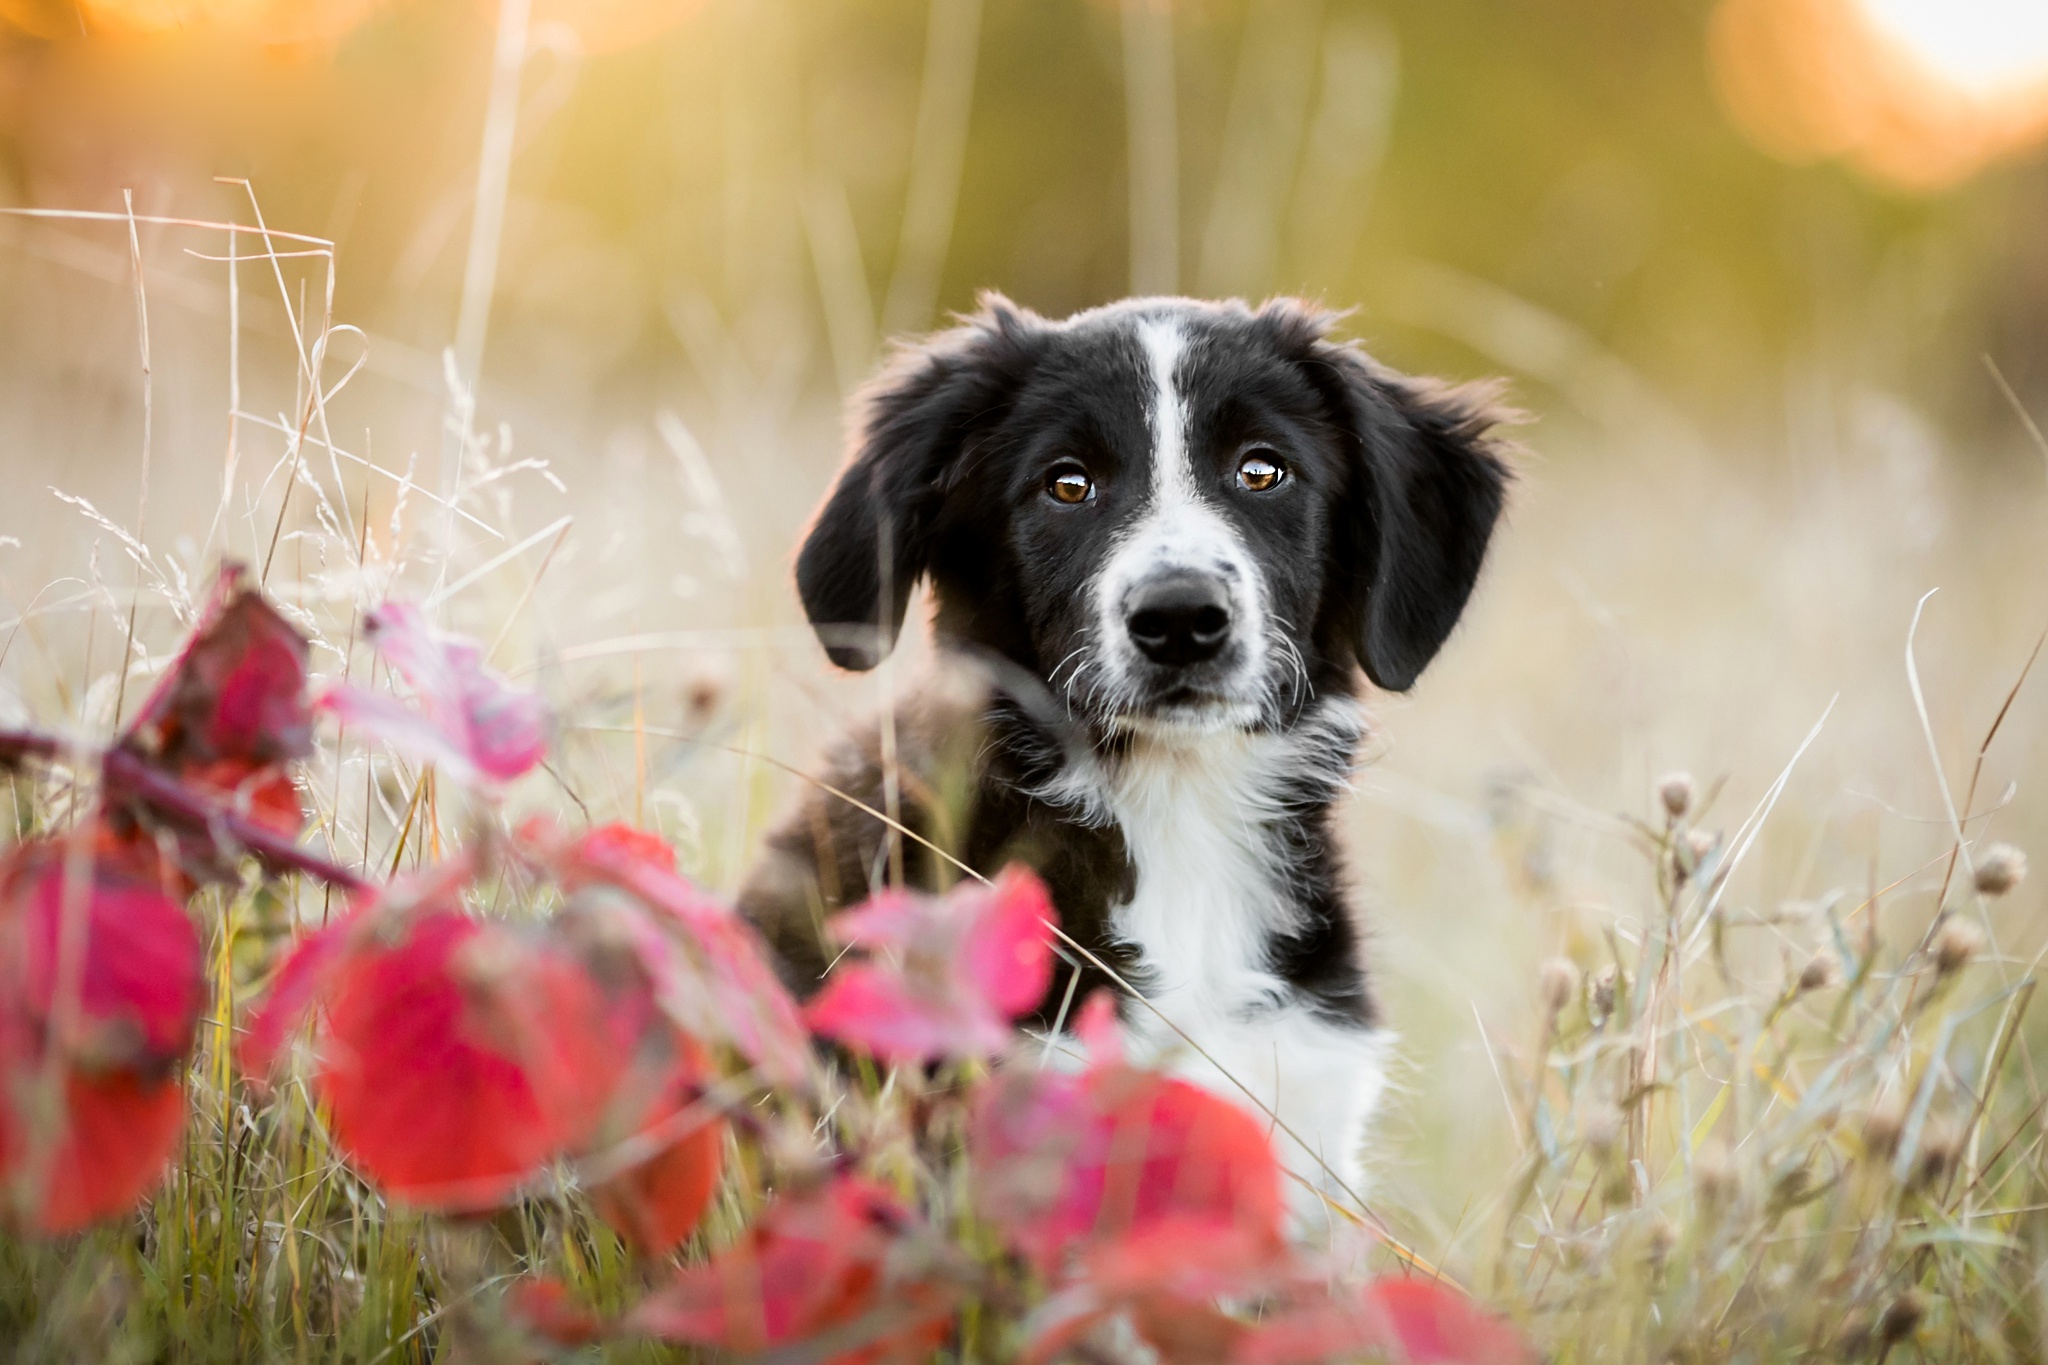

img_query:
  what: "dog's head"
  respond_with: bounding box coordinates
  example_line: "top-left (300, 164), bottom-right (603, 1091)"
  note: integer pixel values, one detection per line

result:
top-left (796, 295), bottom-right (1512, 733)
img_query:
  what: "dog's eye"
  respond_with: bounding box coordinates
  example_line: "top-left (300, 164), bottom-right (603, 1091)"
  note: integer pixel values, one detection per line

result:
top-left (1046, 465), bottom-right (1095, 505)
top-left (1237, 450), bottom-right (1285, 492)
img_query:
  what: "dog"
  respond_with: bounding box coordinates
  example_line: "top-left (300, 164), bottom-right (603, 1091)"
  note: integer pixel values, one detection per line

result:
top-left (739, 293), bottom-right (1510, 1215)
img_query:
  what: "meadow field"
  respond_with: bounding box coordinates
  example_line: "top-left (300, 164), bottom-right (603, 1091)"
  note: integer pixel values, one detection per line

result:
top-left (1, 1), bottom-right (2047, 1361)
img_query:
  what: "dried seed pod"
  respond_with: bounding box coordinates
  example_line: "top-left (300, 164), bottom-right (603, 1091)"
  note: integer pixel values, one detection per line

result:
top-left (1878, 1291), bottom-right (1925, 1345)
top-left (1862, 1103), bottom-right (1904, 1163)
top-left (1675, 827), bottom-right (1721, 884)
top-left (1932, 916), bottom-right (1984, 978)
top-left (1539, 957), bottom-right (1580, 1015)
top-left (1796, 950), bottom-right (1839, 994)
top-left (1657, 771), bottom-right (1695, 821)
top-left (1974, 843), bottom-right (2027, 898)
top-left (1912, 1128), bottom-right (1962, 1192)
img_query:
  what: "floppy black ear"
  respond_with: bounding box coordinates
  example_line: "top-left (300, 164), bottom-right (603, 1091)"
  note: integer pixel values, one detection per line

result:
top-left (1266, 302), bottom-right (1513, 692)
top-left (796, 294), bottom-right (1045, 671)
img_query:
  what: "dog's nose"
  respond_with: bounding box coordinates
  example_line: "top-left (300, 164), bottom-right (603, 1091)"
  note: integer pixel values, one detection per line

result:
top-left (1126, 574), bottom-right (1233, 666)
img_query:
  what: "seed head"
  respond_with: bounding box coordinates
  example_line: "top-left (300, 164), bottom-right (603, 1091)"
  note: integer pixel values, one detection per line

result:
top-left (1657, 771), bottom-right (1695, 821)
top-left (1675, 827), bottom-right (1721, 884)
top-left (1581, 1103), bottom-right (1623, 1159)
top-left (1644, 1216), bottom-right (1677, 1271)
top-left (1932, 916), bottom-right (1984, 978)
top-left (1539, 957), bottom-right (1580, 1015)
top-left (1586, 964), bottom-right (1620, 1023)
top-left (1974, 843), bottom-right (2027, 898)
top-left (1694, 1142), bottom-right (1738, 1211)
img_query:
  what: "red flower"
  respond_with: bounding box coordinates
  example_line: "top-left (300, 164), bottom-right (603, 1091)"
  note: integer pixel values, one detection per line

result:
top-left (534, 821), bottom-right (811, 1086)
top-left (319, 599), bottom-right (549, 786)
top-left (805, 866), bottom-right (1058, 1063)
top-left (0, 839), bottom-right (204, 1233)
top-left (245, 865), bottom-right (624, 1209)
top-left (627, 1175), bottom-right (955, 1365)
top-left (111, 562), bottom-right (312, 882)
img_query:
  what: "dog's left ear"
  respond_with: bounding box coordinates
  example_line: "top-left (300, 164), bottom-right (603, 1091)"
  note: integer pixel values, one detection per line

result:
top-left (1264, 301), bottom-right (1514, 692)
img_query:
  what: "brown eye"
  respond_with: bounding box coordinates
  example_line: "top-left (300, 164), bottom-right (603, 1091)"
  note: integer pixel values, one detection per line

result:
top-left (1047, 466), bottom-right (1094, 505)
top-left (1237, 451), bottom-right (1285, 492)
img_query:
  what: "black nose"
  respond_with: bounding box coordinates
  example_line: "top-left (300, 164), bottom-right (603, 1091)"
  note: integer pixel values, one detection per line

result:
top-left (1126, 574), bottom-right (1233, 666)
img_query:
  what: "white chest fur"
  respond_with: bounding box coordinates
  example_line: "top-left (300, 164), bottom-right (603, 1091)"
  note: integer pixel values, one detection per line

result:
top-left (1090, 721), bottom-right (1390, 1222)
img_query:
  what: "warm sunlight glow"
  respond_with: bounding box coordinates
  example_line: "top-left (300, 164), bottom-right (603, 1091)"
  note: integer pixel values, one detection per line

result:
top-left (1861, 0), bottom-right (2048, 96)
top-left (1711, 0), bottom-right (2048, 191)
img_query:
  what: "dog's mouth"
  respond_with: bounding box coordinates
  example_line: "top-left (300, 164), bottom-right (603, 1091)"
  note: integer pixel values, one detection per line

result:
top-left (1104, 671), bottom-right (1269, 734)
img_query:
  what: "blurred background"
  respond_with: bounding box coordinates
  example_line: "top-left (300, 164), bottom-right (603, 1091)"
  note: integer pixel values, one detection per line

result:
top-left (1, 0), bottom-right (2046, 1255)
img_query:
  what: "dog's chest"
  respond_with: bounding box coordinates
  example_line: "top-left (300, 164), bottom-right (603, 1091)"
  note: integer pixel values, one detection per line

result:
top-left (1099, 733), bottom-right (1299, 1018)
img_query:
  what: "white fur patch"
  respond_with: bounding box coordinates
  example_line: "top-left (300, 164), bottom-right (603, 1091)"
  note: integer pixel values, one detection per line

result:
top-left (1044, 701), bottom-right (1388, 1220)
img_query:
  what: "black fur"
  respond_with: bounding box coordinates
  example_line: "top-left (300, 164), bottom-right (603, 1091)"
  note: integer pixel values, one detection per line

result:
top-left (746, 295), bottom-right (1510, 1034)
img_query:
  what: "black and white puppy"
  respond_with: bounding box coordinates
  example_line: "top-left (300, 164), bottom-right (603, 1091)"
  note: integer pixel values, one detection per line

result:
top-left (740, 294), bottom-right (1510, 1211)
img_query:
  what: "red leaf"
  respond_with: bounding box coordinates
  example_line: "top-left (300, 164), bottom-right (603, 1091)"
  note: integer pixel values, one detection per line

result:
top-left (533, 821), bottom-right (811, 1085)
top-left (238, 918), bottom-right (348, 1082)
top-left (0, 839), bottom-right (203, 1233)
top-left (627, 1176), bottom-right (954, 1365)
top-left (1353, 1278), bottom-right (1535, 1365)
top-left (309, 896), bottom-right (624, 1208)
top-left (805, 866), bottom-right (1058, 1064)
top-left (0, 841), bottom-right (205, 1074)
top-left (123, 563), bottom-right (313, 778)
top-left (320, 600), bottom-right (548, 785)
top-left (553, 912), bottom-right (728, 1255)
top-left (971, 1005), bottom-right (1285, 1276)
top-left (506, 1276), bottom-right (605, 1348)
top-left (110, 562), bottom-right (313, 882)
top-left (1235, 1276), bottom-right (1535, 1365)
top-left (0, 1053), bottom-right (188, 1235)
top-left (586, 1069), bottom-right (726, 1256)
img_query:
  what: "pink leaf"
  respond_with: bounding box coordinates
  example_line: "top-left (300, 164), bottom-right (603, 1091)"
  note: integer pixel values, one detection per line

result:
top-left (320, 600), bottom-right (549, 785)
top-left (805, 866), bottom-right (1058, 1064)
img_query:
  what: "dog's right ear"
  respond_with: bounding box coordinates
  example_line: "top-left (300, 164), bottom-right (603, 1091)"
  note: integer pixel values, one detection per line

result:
top-left (797, 294), bottom-right (1045, 671)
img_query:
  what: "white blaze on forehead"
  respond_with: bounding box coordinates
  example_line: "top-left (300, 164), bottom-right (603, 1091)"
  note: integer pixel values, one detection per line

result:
top-left (1136, 318), bottom-right (1192, 510)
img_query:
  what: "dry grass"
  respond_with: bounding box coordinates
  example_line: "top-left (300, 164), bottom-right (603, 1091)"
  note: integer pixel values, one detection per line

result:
top-left (0, 189), bottom-right (2045, 1365)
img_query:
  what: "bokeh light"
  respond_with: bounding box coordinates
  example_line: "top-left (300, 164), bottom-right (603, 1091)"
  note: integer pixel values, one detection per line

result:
top-left (0, 0), bottom-right (704, 50)
top-left (1710, 0), bottom-right (2048, 191)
